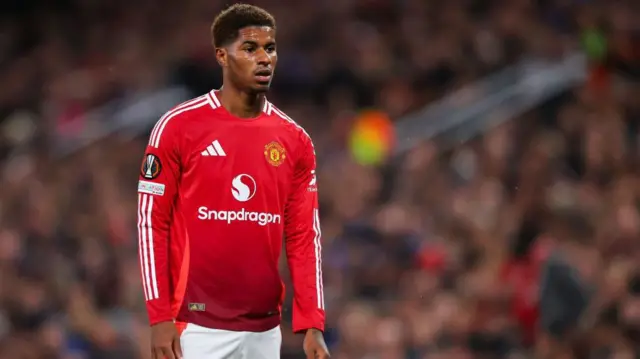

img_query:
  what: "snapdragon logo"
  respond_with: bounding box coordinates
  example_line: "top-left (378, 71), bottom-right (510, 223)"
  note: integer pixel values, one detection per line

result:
top-left (197, 173), bottom-right (280, 226)
top-left (231, 174), bottom-right (256, 202)
top-left (197, 207), bottom-right (281, 226)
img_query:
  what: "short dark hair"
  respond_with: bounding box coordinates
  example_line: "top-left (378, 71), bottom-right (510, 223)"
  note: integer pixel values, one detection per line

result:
top-left (211, 4), bottom-right (276, 48)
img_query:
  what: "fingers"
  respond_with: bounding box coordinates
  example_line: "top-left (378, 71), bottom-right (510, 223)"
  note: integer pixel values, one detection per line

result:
top-left (172, 335), bottom-right (183, 359)
top-left (162, 345), bottom-right (177, 359)
top-left (306, 348), bottom-right (330, 359)
top-left (304, 347), bottom-right (315, 359)
top-left (152, 345), bottom-right (176, 359)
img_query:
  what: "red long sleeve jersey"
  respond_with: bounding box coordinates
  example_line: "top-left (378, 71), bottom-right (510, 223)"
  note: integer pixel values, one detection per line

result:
top-left (137, 90), bottom-right (325, 333)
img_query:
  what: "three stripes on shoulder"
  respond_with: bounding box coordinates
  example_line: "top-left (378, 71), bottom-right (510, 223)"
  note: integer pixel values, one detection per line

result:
top-left (201, 140), bottom-right (226, 157)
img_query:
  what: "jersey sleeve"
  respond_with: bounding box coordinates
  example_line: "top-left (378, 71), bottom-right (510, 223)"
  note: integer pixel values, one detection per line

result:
top-left (137, 116), bottom-right (182, 326)
top-left (284, 134), bottom-right (325, 333)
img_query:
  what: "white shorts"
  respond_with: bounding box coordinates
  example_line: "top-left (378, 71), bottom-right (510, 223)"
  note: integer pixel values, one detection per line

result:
top-left (180, 323), bottom-right (282, 359)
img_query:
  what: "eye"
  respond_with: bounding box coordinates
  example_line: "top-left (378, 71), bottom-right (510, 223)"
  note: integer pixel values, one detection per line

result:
top-left (266, 45), bottom-right (276, 53)
top-left (243, 45), bottom-right (256, 53)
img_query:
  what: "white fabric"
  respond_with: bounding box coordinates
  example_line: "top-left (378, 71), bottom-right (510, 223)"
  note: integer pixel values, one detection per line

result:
top-left (180, 323), bottom-right (281, 359)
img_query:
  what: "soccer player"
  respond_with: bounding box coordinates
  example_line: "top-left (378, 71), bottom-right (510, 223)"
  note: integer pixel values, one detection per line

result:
top-left (136, 4), bottom-right (329, 359)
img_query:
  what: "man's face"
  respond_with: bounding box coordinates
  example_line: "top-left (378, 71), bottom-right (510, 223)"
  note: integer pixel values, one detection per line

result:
top-left (220, 26), bottom-right (277, 93)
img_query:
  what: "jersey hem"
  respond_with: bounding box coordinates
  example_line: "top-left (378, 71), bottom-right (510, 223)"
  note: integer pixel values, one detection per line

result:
top-left (179, 315), bottom-right (281, 333)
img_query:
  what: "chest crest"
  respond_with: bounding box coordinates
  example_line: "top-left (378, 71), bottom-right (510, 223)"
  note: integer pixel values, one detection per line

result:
top-left (264, 141), bottom-right (286, 167)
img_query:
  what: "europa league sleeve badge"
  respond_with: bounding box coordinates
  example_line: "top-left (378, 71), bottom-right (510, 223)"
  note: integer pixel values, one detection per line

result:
top-left (140, 154), bottom-right (162, 180)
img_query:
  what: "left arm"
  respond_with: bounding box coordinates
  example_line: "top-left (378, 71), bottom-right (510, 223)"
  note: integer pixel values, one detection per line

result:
top-left (284, 135), bottom-right (325, 334)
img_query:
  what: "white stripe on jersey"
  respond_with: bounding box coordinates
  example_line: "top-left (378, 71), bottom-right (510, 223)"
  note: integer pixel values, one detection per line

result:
top-left (137, 194), bottom-right (149, 301)
top-left (209, 90), bottom-right (221, 108)
top-left (267, 102), bottom-right (315, 151)
top-left (138, 193), bottom-right (159, 300)
top-left (146, 195), bottom-right (159, 300)
top-left (313, 208), bottom-right (324, 309)
top-left (149, 96), bottom-right (205, 146)
top-left (149, 96), bottom-right (213, 148)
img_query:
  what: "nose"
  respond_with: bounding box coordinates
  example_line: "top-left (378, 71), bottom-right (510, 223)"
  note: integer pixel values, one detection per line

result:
top-left (256, 48), bottom-right (272, 65)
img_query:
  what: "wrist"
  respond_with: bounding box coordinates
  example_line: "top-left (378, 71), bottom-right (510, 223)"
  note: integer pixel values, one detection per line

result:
top-left (293, 322), bottom-right (325, 334)
top-left (304, 327), bottom-right (324, 335)
top-left (149, 317), bottom-right (174, 326)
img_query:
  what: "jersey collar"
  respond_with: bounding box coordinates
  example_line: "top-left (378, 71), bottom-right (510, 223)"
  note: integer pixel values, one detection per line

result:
top-left (208, 89), bottom-right (270, 114)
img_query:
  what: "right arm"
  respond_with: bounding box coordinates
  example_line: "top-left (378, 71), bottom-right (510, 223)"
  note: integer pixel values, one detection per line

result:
top-left (137, 115), bottom-right (182, 325)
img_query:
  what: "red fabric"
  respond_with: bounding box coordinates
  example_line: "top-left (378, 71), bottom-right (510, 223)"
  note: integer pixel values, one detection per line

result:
top-left (417, 245), bottom-right (446, 273)
top-left (501, 259), bottom-right (540, 345)
top-left (587, 63), bottom-right (611, 95)
top-left (138, 91), bottom-right (325, 333)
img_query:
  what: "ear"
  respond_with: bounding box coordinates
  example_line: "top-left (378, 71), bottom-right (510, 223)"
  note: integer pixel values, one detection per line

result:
top-left (215, 47), bottom-right (227, 67)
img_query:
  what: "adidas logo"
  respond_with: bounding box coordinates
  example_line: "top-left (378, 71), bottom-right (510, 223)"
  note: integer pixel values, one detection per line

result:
top-left (201, 140), bottom-right (226, 157)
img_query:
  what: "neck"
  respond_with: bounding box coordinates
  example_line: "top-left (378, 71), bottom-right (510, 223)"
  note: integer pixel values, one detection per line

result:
top-left (218, 84), bottom-right (265, 119)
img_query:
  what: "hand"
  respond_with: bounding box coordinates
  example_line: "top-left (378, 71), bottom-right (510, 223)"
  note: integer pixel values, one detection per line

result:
top-left (303, 328), bottom-right (330, 359)
top-left (151, 321), bottom-right (183, 359)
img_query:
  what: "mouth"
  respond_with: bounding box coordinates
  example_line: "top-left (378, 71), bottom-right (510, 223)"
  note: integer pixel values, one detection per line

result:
top-left (254, 69), bottom-right (273, 83)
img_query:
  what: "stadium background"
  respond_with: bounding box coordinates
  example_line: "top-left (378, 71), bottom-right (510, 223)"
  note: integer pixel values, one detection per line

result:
top-left (0, 0), bottom-right (639, 358)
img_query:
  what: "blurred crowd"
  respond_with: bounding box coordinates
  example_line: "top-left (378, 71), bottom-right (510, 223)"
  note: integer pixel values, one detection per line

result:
top-left (0, 0), bottom-right (639, 358)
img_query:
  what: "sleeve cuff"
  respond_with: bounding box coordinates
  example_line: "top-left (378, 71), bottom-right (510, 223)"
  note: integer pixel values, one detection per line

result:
top-left (292, 323), bottom-right (325, 333)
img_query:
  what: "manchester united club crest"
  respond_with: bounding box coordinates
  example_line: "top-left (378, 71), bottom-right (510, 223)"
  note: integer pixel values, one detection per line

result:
top-left (264, 141), bottom-right (286, 167)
